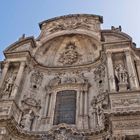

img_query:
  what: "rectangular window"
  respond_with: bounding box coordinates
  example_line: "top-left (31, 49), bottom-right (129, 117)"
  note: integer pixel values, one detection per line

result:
top-left (53, 90), bottom-right (76, 125)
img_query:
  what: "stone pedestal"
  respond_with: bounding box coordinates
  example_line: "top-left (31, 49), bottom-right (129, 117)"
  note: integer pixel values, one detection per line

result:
top-left (118, 83), bottom-right (128, 92)
top-left (83, 115), bottom-right (89, 129)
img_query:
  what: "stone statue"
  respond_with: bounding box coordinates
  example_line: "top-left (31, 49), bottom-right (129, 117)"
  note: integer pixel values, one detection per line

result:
top-left (3, 75), bottom-right (16, 97)
top-left (97, 106), bottom-right (105, 129)
top-left (115, 64), bottom-right (128, 84)
top-left (20, 110), bottom-right (34, 131)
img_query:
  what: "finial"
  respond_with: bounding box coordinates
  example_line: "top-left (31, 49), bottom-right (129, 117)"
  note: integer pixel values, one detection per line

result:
top-left (19, 34), bottom-right (25, 41)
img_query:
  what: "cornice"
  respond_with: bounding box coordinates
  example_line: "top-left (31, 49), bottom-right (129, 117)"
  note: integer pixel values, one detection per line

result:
top-left (39, 14), bottom-right (103, 29)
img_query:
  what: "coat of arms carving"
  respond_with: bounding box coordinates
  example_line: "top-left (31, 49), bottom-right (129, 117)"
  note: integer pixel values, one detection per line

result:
top-left (58, 43), bottom-right (81, 65)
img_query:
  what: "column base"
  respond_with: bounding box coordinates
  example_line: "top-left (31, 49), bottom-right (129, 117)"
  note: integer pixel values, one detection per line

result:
top-left (83, 115), bottom-right (89, 129)
top-left (77, 115), bottom-right (84, 130)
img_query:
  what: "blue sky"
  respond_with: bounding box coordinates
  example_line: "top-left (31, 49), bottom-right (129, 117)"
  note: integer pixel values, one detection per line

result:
top-left (0, 0), bottom-right (140, 60)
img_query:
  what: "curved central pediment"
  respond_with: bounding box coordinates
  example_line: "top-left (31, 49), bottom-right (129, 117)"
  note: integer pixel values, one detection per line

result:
top-left (35, 34), bottom-right (101, 67)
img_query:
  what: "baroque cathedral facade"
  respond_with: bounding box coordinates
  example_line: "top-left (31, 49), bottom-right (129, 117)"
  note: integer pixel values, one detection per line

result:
top-left (0, 14), bottom-right (140, 140)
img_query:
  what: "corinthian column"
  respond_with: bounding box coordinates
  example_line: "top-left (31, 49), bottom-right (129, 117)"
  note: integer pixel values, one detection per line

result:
top-left (44, 94), bottom-right (49, 117)
top-left (79, 90), bottom-right (83, 116)
top-left (83, 90), bottom-right (89, 129)
top-left (106, 52), bottom-right (116, 92)
top-left (0, 62), bottom-right (9, 88)
top-left (78, 90), bottom-right (84, 129)
top-left (125, 51), bottom-right (139, 90)
top-left (11, 61), bottom-right (26, 98)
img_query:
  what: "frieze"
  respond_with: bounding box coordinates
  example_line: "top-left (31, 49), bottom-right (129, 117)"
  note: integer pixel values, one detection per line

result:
top-left (113, 121), bottom-right (140, 129)
top-left (112, 98), bottom-right (140, 108)
top-left (41, 16), bottom-right (100, 35)
top-left (112, 107), bottom-right (140, 112)
top-left (48, 71), bottom-right (88, 88)
top-left (0, 106), bottom-right (10, 116)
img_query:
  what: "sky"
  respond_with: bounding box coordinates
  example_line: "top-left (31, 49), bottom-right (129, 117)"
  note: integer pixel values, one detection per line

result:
top-left (0, 0), bottom-right (140, 60)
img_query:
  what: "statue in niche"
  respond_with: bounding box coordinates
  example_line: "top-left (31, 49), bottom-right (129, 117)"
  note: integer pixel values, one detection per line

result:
top-left (115, 64), bottom-right (128, 84)
top-left (3, 74), bottom-right (16, 97)
top-left (20, 110), bottom-right (34, 131)
top-left (58, 42), bottom-right (81, 65)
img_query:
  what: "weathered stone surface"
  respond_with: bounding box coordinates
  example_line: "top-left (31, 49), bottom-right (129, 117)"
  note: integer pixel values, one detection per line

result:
top-left (0, 14), bottom-right (140, 139)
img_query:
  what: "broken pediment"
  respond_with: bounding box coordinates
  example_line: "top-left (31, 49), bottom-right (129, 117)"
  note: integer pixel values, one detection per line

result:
top-left (4, 37), bottom-right (36, 54)
top-left (102, 30), bottom-right (132, 43)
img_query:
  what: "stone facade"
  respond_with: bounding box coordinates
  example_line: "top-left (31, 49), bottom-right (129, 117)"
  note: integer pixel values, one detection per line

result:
top-left (0, 14), bottom-right (140, 140)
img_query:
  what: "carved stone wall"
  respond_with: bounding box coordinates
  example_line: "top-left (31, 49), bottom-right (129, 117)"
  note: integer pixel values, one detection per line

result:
top-left (0, 14), bottom-right (140, 140)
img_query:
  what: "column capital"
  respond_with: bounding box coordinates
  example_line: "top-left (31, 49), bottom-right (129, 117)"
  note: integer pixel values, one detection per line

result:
top-left (106, 51), bottom-right (112, 57)
top-left (20, 61), bottom-right (26, 67)
top-left (136, 60), bottom-right (140, 66)
top-left (124, 49), bottom-right (132, 56)
top-left (3, 61), bottom-right (10, 68)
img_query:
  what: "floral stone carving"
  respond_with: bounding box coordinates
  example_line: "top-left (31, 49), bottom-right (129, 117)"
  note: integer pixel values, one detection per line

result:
top-left (91, 96), bottom-right (105, 130)
top-left (30, 70), bottom-right (43, 89)
top-left (94, 65), bottom-right (106, 93)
